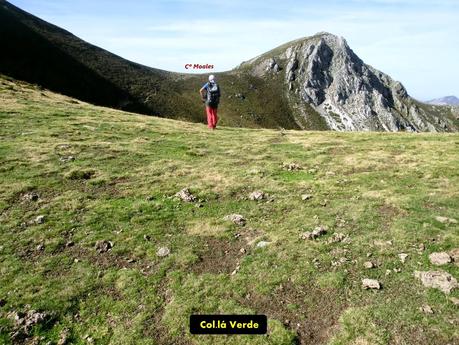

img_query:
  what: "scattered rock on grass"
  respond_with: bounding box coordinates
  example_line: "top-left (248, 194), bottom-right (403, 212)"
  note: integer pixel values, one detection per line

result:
top-left (22, 192), bottom-right (39, 202)
top-left (249, 191), bottom-right (266, 201)
top-left (301, 194), bottom-right (313, 201)
top-left (156, 247), bottom-right (170, 257)
top-left (414, 270), bottom-right (458, 294)
top-left (429, 252), bottom-right (452, 266)
top-left (299, 225), bottom-right (327, 240)
top-left (95, 240), bottom-right (113, 253)
top-left (175, 188), bottom-right (196, 202)
top-left (420, 305), bottom-right (434, 314)
top-left (224, 214), bottom-right (246, 226)
top-left (435, 216), bottom-right (457, 224)
top-left (364, 261), bottom-right (375, 269)
top-left (256, 241), bottom-right (270, 248)
top-left (143, 235), bottom-right (151, 241)
top-left (35, 215), bottom-right (45, 224)
top-left (362, 278), bottom-right (381, 290)
top-left (398, 253), bottom-right (409, 263)
top-left (59, 156), bottom-right (75, 163)
top-left (282, 162), bottom-right (302, 171)
top-left (8, 309), bottom-right (50, 336)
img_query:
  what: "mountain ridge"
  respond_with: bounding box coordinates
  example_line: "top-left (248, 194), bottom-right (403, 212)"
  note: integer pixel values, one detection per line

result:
top-left (1, 0), bottom-right (457, 132)
top-left (426, 96), bottom-right (459, 106)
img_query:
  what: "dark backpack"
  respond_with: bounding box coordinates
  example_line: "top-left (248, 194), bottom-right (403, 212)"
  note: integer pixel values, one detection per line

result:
top-left (206, 82), bottom-right (220, 107)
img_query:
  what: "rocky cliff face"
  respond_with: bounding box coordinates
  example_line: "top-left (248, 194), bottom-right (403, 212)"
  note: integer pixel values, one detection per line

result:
top-left (244, 32), bottom-right (456, 132)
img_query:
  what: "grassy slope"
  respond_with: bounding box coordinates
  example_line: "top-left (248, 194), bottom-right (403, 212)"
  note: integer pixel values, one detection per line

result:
top-left (0, 75), bottom-right (458, 345)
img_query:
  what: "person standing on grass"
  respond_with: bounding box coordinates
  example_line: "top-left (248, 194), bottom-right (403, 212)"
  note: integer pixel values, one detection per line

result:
top-left (199, 74), bottom-right (221, 130)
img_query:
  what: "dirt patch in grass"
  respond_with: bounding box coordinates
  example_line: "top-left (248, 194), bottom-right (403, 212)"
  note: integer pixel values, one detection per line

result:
top-left (191, 237), bottom-right (245, 275)
top-left (64, 245), bottom-right (154, 273)
top-left (378, 203), bottom-right (406, 230)
top-left (238, 282), bottom-right (346, 345)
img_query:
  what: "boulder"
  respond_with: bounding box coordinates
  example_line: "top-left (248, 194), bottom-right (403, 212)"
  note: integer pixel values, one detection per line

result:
top-left (249, 191), bottom-right (266, 201)
top-left (95, 240), bottom-right (113, 253)
top-left (256, 241), bottom-right (271, 248)
top-left (175, 188), bottom-right (196, 202)
top-left (156, 247), bottom-right (170, 257)
top-left (429, 252), bottom-right (452, 266)
top-left (224, 214), bottom-right (246, 226)
top-left (362, 278), bottom-right (381, 290)
top-left (414, 270), bottom-right (458, 294)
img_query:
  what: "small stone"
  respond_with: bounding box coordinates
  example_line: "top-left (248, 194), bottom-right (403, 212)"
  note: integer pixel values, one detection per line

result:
top-left (393, 268), bottom-right (401, 273)
top-left (364, 261), bottom-right (375, 269)
top-left (366, 252), bottom-right (373, 258)
top-left (435, 216), bottom-right (457, 224)
top-left (156, 247), bottom-right (170, 257)
top-left (420, 305), bottom-right (434, 314)
top-left (301, 194), bottom-right (313, 201)
top-left (223, 214), bottom-right (246, 226)
top-left (175, 188), bottom-right (196, 202)
top-left (414, 270), bottom-right (458, 294)
top-left (36, 244), bottom-right (44, 251)
top-left (418, 243), bottom-right (425, 251)
top-left (74, 258), bottom-right (79, 263)
top-left (282, 162), bottom-right (302, 171)
top-left (429, 252), bottom-right (452, 266)
top-left (325, 171), bottom-right (336, 177)
top-left (143, 235), bottom-right (151, 241)
top-left (449, 297), bottom-right (459, 306)
top-left (320, 200), bottom-right (328, 207)
top-left (362, 278), bottom-right (381, 290)
top-left (385, 269), bottom-right (392, 275)
top-left (22, 192), bottom-right (39, 202)
top-left (65, 241), bottom-right (74, 248)
top-left (35, 215), bottom-right (45, 224)
top-left (95, 240), bottom-right (113, 253)
top-left (239, 248), bottom-right (246, 254)
top-left (300, 225), bottom-right (327, 240)
top-left (399, 253), bottom-right (409, 263)
top-left (59, 156), bottom-right (75, 163)
top-left (249, 191), bottom-right (266, 201)
top-left (256, 241), bottom-right (270, 248)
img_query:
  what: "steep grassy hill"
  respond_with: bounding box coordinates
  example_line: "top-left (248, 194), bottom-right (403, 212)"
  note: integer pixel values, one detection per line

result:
top-left (0, 0), bottom-right (301, 130)
top-left (0, 75), bottom-right (458, 345)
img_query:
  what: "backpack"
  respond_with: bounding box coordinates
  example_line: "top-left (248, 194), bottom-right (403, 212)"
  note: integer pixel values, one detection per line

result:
top-left (206, 82), bottom-right (220, 107)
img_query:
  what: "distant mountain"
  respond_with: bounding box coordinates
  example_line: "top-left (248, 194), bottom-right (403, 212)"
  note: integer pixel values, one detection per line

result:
top-left (426, 96), bottom-right (459, 106)
top-left (1, 0), bottom-right (457, 131)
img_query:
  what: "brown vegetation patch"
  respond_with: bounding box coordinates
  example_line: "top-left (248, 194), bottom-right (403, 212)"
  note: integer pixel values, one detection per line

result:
top-left (238, 282), bottom-right (346, 345)
top-left (191, 237), bottom-right (245, 275)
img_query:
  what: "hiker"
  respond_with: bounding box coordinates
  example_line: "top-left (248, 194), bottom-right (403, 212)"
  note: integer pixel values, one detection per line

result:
top-left (199, 75), bottom-right (221, 129)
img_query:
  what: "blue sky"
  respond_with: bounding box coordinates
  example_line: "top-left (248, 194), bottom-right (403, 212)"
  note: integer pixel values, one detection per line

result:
top-left (9, 0), bottom-right (459, 100)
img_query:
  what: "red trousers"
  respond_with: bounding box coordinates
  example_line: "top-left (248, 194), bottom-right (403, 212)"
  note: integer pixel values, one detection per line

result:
top-left (206, 106), bottom-right (218, 129)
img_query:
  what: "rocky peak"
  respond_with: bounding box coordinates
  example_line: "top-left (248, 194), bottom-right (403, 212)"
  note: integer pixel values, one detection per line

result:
top-left (255, 32), bottom-right (453, 132)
